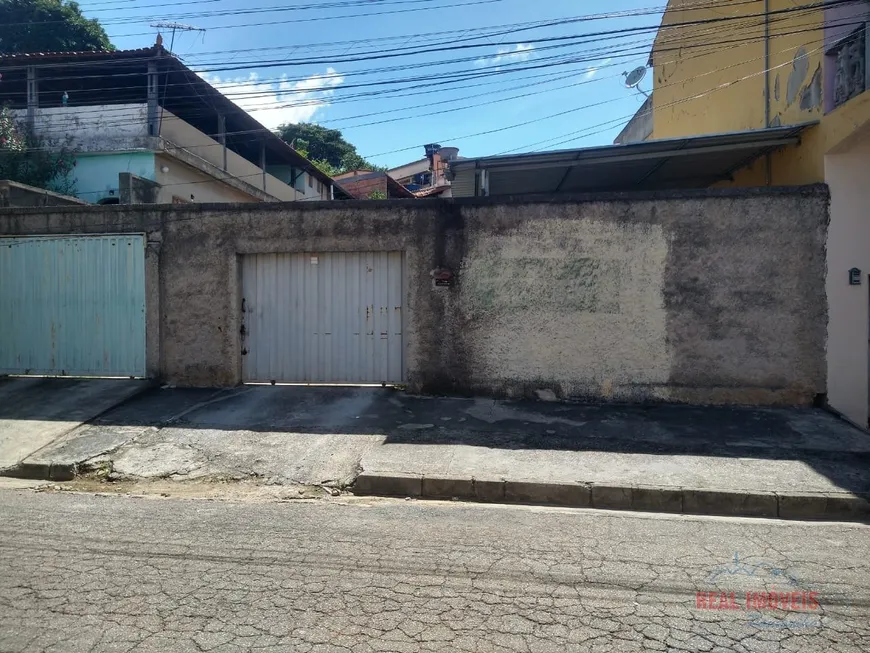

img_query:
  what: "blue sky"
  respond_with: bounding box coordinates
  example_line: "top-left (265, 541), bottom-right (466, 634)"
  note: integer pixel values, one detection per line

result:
top-left (79, 0), bottom-right (662, 167)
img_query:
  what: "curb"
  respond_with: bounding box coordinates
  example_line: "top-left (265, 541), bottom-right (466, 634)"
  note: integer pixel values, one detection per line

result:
top-left (351, 473), bottom-right (870, 522)
top-left (1, 461), bottom-right (78, 482)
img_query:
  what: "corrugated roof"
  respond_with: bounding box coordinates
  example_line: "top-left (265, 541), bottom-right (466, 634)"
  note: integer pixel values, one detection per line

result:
top-left (449, 125), bottom-right (815, 196)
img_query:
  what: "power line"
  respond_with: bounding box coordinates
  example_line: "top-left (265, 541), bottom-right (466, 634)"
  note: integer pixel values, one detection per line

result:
top-left (3, 23), bottom-right (836, 174)
top-left (1, 7), bottom-right (837, 138)
top-left (360, 33), bottom-right (836, 158)
top-left (0, 12), bottom-right (844, 149)
top-left (0, 0), bottom-right (835, 114)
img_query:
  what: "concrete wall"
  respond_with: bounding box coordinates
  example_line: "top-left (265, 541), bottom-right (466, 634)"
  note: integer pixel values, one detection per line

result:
top-left (12, 105), bottom-right (151, 152)
top-left (0, 187), bottom-right (829, 406)
top-left (119, 174), bottom-right (160, 205)
top-left (0, 180), bottom-right (86, 207)
top-left (825, 133), bottom-right (870, 426)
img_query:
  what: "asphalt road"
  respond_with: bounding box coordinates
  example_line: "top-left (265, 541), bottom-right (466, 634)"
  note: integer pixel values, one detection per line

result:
top-left (0, 488), bottom-right (868, 652)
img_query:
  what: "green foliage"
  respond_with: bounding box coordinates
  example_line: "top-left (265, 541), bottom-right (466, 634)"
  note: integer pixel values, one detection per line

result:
top-left (278, 122), bottom-right (382, 175)
top-left (0, 106), bottom-right (76, 194)
top-left (310, 157), bottom-right (339, 177)
top-left (0, 0), bottom-right (114, 54)
top-left (367, 189), bottom-right (387, 200)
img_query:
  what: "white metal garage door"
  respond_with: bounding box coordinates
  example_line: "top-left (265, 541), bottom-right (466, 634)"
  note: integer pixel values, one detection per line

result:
top-left (241, 252), bottom-right (403, 384)
top-left (0, 235), bottom-right (146, 377)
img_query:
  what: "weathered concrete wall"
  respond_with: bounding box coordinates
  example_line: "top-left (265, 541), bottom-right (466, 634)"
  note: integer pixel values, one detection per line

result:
top-left (0, 186), bottom-right (829, 405)
top-left (12, 105), bottom-right (151, 152)
top-left (0, 180), bottom-right (87, 207)
top-left (454, 189), bottom-right (828, 404)
top-left (119, 173), bottom-right (160, 205)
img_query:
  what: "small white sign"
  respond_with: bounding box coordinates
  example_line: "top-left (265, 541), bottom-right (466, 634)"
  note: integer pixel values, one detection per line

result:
top-left (311, 256), bottom-right (319, 265)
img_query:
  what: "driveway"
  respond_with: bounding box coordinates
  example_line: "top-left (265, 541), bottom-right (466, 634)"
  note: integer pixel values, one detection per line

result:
top-left (11, 386), bottom-right (870, 514)
top-left (0, 377), bottom-right (150, 473)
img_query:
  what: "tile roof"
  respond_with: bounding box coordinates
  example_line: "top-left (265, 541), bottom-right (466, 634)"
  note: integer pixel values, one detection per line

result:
top-left (413, 185), bottom-right (450, 198)
top-left (0, 47), bottom-right (159, 62)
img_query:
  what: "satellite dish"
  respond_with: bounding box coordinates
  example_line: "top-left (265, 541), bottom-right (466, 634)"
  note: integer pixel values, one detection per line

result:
top-left (622, 66), bottom-right (649, 97)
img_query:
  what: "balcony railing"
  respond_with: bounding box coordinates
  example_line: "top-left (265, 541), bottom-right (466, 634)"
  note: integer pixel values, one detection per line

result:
top-left (832, 27), bottom-right (867, 109)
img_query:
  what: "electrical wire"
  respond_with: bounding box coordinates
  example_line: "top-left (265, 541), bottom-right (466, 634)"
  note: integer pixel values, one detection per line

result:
top-left (4, 25), bottom-right (840, 202)
top-left (0, 1), bottom-right (837, 120)
top-left (0, 8), bottom-right (841, 141)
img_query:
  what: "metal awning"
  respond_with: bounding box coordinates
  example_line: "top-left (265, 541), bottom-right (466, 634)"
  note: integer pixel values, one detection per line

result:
top-left (449, 125), bottom-right (815, 196)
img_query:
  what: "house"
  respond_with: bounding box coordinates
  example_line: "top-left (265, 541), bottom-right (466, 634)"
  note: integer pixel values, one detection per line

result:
top-left (332, 170), bottom-right (415, 199)
top-left (0, 41), bottom-right (349, 204)
top-left (387, 144), bottom-right (459, 197)
top-left (643, 0), bottom-right (870, 427)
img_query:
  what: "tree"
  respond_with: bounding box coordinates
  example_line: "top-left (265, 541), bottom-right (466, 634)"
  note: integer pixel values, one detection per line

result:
top-left (0, 106), bottom-right (76, 194)
top-left (277, 123), bottom-right (380, 174)
top-left (0, 0), bottom-right (114, 54)
top-left (309, 158), bottom-right (340, 178)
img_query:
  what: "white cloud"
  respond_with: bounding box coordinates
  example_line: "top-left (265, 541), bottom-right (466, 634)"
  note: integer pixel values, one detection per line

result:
top-left (476, 43), bottom-right (534, 67)
top-left (584, 57), bottom-right (613, 80)
top-left (199, 68), bottom-right (345, 129)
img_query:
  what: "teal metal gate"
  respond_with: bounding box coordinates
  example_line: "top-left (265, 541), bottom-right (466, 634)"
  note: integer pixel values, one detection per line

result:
top-left (0, 235), bottom-right (146, 377)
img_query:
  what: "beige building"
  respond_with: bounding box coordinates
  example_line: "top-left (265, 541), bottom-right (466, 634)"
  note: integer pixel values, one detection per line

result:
top-left (0, 44), bottom-right (347, 205)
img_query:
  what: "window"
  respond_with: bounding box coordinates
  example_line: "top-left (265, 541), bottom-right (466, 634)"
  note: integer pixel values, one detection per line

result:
top-left (308, 173), bottom-right (313, 188)
top-left (292, 169), bottom-right (305, 192)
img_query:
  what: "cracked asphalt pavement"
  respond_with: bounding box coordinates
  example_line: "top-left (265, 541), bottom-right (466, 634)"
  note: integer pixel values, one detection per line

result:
top-left (0, 489), bottom-right (868, 652)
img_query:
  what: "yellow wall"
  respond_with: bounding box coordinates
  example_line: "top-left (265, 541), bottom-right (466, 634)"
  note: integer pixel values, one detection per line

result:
top-left (652, 0), bottom-right (766, 138)
top-left (651, 0), bottom-right (870, 186)
top-left (651, 0), bottom-right (824, 140)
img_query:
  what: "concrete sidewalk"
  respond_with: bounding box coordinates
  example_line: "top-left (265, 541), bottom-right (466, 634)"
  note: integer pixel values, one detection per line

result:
top-left (4, 385), bottom-right (870, 521)
top-left (0, 378), bottom-right (150, 474)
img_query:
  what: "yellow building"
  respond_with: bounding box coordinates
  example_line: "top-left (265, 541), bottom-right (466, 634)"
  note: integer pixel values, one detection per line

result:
top-left (647, 0), bottom-right (870, 426)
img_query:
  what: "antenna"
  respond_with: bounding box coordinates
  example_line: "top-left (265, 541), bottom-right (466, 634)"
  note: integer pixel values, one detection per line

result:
top-left (150, 21), bottom-right (206, 55)
top-left (622, 66), bottom-right (649, 98)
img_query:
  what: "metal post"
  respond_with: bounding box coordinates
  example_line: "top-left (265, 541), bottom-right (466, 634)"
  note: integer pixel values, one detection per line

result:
top-left (763, 0), bottom-right (772, 185)
top-left (147, 61), bottom-right (159, 137)
top-left (260, 136), bottom-right (267, 192)
top-left (329, 183), bottom-right (334, 200)
top-left (479, 168), bottom-right (489, 197)
top-left (217, 114), bottom-right (227, 171)
top-left (26, 67), bottom-right (38, 127)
